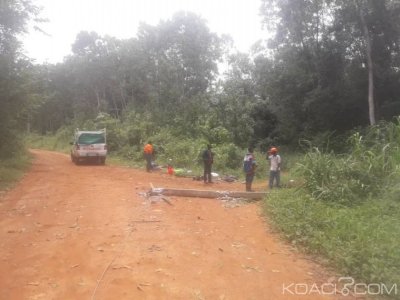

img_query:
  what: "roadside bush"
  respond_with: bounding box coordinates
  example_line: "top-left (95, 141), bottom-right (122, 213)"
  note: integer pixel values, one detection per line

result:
top-left (263, 119), bottom-right (400, 299)
top-left (296, 148), bottom-right (373, 204)
top-left (152, 135), bottom-right (207, 169)
top-left (212, 143), bottom-right (243, 170)
top-left (296, 119), bottom-right (400, 205)
top-left (0, 151), bottom-right (32, 190)
top-left (0, 129), bottom-right (25, 159)
top-left (264, 189), bottom-right (400, 299)
top-left (27, 126), bottom-right (72, 153)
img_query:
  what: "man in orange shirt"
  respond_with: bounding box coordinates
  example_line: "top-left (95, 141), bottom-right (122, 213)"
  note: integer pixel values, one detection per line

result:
top-left (143, 142), bottom-right (154, 172)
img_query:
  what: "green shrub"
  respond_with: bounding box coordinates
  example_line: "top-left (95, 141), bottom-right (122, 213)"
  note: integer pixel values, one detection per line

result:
top-left (0, 151), bottom-right (32, 190)
top-left (264, 119), bottom-right (400, 298)
top-left (264, 189), bottom-right (400, 298)
top-left (296, 119), bottom-right (400, 205)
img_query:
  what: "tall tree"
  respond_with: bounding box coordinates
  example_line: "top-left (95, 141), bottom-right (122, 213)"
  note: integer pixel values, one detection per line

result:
top-left (356, 0), bottom-right (375, 125)
top-left (259, 0), bottom-right (400, 140)
top-left (0, 0), bottom-right (40, 157)
top-left (31, 12), bottom-right (224, 140)
top-left (135, 11), bottom-right (222, 126)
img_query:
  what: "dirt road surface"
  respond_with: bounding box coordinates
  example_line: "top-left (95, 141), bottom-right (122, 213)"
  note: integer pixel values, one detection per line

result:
top-left (0, 150), bottom-right (342, 300)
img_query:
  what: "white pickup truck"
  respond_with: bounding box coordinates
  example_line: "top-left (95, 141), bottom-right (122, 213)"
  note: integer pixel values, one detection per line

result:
top-left (70, 129), bottom-right (107, 164)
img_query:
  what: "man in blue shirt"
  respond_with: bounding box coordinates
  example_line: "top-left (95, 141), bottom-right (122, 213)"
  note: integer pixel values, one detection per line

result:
top-left (243, 147), bottom-right (257, 191)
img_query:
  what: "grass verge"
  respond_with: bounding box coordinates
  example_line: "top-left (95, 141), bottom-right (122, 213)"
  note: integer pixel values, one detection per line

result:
top-left (0, 152), bottom-right (32, 191)
top-left (264, 188), bottom-right (400, 299)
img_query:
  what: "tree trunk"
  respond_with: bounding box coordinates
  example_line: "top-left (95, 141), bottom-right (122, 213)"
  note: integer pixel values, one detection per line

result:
top-left (26, 114), bottom-right (31, 134)
top-left (357, 0), bottom-right (376, 125)
top-left (94, 88), bottom-right (101, 113)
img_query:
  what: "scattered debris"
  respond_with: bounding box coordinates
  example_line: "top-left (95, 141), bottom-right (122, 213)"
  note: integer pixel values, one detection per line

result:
top-left (220, 196), bottom-right (248, 208)
top-left (155, 268), bottom-right (172, 276)
top-left (241, 264), bottom-right (263, 272)
top-left (137, 285), bottom-right (144, 292)
top-left (55, 233), bottom-right (65, 240)
top-left (193, 289), bottom-right (205, 300)
top-left (231, 242), bottom-right (246, 249)
top-left (211, 172), bottom-right (219, 180)
top-left (112, 265), bottom-right (132, 270)
top-left (221, 175), bottom-right (238, 182)
top-left (137, 282), bottom-right (151, 291)
top-left (161, 197), bottom-right (173, 206)
top-left (138, 282), bottom-right (151, 286)
top-left (174, 168), bottom-right (193, 178)
top-left (148, 245), bottom-right (162, 252)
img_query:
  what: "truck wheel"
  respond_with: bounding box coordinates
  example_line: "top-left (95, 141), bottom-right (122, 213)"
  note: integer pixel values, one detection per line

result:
top-left (100, 157), bottom-right (106, 165)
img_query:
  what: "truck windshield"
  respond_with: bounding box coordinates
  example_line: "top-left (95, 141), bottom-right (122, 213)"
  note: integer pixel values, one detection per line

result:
top-left (78, 133), bottom-right (105, 145)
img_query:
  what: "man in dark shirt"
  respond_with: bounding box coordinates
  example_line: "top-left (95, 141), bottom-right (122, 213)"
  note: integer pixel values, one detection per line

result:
top-left (202, 144), bottom-right (214, 183)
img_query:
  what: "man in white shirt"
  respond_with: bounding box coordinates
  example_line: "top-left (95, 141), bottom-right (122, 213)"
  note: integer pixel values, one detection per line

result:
top-left (268, 147), bottom-right (281, 189)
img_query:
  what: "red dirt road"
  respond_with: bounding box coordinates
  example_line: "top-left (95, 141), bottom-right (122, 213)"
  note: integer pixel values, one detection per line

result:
top-left (0, 150), bottom-right (340, 300)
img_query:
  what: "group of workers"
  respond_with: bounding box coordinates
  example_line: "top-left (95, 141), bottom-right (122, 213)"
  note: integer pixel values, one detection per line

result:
top-left (242, 146), bottom-right (281, 192)
top-left (143, 141), bottom-right (281, 191)
top-left (204, 144), bottom-right (281, 191)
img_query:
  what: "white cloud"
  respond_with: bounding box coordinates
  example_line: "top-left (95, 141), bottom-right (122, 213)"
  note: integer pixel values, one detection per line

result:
top-left (23, 0), bottom-right (266, 63)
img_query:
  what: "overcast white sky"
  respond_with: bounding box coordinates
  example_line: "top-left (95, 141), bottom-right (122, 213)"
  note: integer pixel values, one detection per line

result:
top-left (22, 0), bottom-right (266, 64)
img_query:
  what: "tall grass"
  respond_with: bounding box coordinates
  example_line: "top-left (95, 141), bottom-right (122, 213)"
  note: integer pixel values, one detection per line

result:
top-left (296, 118), bottom-right (400, 205)
top-left (265, 189), bottom-right (400, 296)
top-left (26, 130), bottom-right (72, 153)
top-left (264, 118), bottom-right (400, 299)
top-left (0, 152), bottom-right (32, 190)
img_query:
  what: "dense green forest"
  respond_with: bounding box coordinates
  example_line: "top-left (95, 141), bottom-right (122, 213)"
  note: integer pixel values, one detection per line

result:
top-left (1, 0), bottom-right (400, 297)
top-left (1, 0), bottom-right (400, 161)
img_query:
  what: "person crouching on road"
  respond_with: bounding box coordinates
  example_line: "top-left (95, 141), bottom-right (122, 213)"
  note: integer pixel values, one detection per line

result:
top-left (243, 147), bottom-right (257, 192)
top-left (268, 147), bottom-right (281, 188)
top-left (202, 144), bottom-right (214, 183)
top-left (143, 142), bottom-right (154, 172)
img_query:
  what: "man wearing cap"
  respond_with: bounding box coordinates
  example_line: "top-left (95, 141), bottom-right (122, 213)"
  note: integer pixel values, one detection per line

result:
top-left (268, 147), bottom-right (281, 189)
